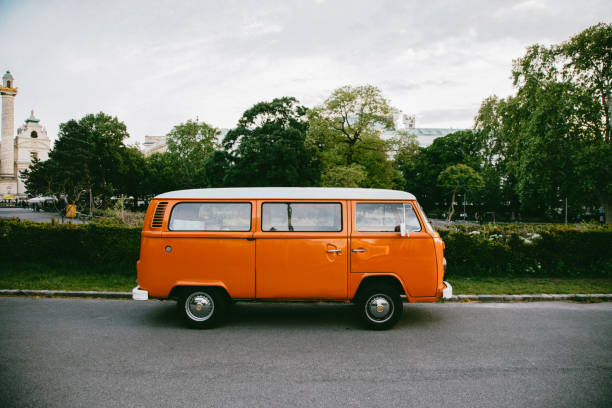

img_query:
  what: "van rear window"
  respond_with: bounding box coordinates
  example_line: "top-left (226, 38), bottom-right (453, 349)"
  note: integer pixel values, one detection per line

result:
top-left (356, 203), bottom-right (421, 232)
top-left (262, 203), bottom-right (342, 232)
top-left (169, 202), bottom-right (252, 231)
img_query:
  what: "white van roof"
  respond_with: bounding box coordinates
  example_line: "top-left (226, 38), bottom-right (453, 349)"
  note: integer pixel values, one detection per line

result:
top-left (155, 187), bottom-right (416, 200)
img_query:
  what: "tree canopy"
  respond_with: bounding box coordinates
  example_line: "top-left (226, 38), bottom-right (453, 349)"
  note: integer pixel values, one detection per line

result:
top-left (22, 112), bottom-right (139, 209)
top-left (475, 22), bottom-right (612, 221)
top-left (222, 97), bottom-right (320, 186)
top-left (166, 119), bottom-right (220, 188)
top-left (308, 85), bottom-right (401, 188)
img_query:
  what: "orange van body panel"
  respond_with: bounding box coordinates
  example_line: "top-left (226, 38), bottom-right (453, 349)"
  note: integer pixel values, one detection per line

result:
top-left (137, 195), bottom-right (444, 302)
top-left (254, 199), bottom-right (348, 299)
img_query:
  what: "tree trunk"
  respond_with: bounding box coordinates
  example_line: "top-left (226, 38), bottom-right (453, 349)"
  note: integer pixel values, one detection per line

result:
top-left (447, 189), bottom-right (457, 221)
top-left (604, 200), bottom-right (612, 225)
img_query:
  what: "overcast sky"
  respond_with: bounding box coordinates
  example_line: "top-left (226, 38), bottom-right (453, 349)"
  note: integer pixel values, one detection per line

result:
top-left (1, 0), bottom-right (610, 145)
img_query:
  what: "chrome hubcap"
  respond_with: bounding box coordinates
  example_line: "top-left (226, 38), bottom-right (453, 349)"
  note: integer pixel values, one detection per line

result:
top-left (365, 294), bottom-right (393, 322)
top-left (185, 292), bottom-right (214, 322)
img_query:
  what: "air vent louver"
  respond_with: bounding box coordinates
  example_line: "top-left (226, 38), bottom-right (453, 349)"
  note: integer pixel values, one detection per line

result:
top-left (151, 202), bottom-right (168, 228)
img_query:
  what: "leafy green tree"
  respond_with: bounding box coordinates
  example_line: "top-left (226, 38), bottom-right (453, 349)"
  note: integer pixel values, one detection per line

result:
top-left (437, 164), bottom-right (485, 221)
top-left (475, 23), bottom-right (612, 221)
top-left (143, 152), bottom-right (180, 196)
top-left (222, 97), bottom-right (320, 186)
top-left (398, 130), bottom-right (486, 212)
top-left (166, 119), bottom-right (220, 188)
top-left (22, 112), bottom-right (130, 209)
top-left (558, 23), bottom-right (612, 221)
top-left (203, 150), bottom-right (233, 187)
top-left (308, 85), bottom-right (399, 188)
top-left (321, 163), bottom-right (367, 187)
top-left (558, 22), bottom-right (611, 144)
top-left (21, 158), bottom-right (56, 197)
top-left (115, 146), bottom-right (146, 208)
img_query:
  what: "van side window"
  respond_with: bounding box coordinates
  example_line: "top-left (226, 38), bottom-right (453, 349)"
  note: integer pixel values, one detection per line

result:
top-left (262, 203), bottom-right (342, 232)
top-left (356, 203), bottom-right (421, 232)
top-left (169, 202), bottom-right (252, 231)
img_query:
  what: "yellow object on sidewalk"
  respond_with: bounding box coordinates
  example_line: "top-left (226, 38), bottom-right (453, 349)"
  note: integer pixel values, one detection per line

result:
top-left (65, 204), bottom-right (76, 218)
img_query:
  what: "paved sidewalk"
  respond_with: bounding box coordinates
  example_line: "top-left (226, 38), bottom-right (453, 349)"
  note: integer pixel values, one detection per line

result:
top-left (1, 289), bottom-right (611, 302)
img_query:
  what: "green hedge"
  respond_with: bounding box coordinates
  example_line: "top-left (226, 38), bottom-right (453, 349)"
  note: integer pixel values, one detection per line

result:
top-left (438, 224), bottom-right (612, 277)
top-left (1, 218), bottom-right (610, 278)
top-left (0, 218), bottom-right (141, 269)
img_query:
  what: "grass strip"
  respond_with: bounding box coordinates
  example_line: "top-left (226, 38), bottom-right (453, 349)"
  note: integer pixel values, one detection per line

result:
top-left (450, 276), bottom-right (612, 295)
top-left (1, 262), bottom-right (611, 295)
top-left (0, 262), bottom-right (135, 292)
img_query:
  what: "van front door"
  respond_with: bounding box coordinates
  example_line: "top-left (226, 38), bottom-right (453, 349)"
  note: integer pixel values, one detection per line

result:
top-left (255, 201), bottom-right (348, 299)
top-left (350, 201), bottom-right (437, 297)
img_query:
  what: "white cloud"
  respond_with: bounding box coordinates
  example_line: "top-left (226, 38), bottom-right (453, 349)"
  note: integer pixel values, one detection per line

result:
top-left (0, 0), bottom-right (610, 144)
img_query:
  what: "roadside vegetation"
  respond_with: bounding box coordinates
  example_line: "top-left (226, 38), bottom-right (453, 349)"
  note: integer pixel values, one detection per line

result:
top-left (2, 263), bottom-right (610, 295)
top-left (0, 262), bottom-right (135, 292)
top-left (451, 277), bottom-right (612, 295)
top-left (1, 219), bottom-right (610, 294)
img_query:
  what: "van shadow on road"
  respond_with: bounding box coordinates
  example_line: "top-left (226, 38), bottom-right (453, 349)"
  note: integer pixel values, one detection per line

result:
top-left (141, 300), bottom-right (445, 330)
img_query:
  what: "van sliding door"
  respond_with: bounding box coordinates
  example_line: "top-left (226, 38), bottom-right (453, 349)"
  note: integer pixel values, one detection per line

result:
top-left (254, 200), bottom-right (348, 299)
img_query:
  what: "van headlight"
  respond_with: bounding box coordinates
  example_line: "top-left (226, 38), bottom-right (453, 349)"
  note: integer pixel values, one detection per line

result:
top-left (443, 257), bottom-right (447, 276)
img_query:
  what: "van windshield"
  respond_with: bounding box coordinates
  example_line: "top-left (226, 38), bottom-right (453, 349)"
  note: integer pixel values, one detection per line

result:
top-left (356, 203), bottom-right (421, 232)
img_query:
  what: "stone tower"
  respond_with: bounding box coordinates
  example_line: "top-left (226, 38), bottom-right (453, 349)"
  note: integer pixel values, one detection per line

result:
top-left (1, 70), bottom-right (17, 178)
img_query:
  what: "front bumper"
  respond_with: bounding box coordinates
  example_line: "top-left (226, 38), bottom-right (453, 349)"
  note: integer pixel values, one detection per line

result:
top-left (442, 281), bottom-right (453, 299)
top-left (132, 286), bottom-right (149, 301)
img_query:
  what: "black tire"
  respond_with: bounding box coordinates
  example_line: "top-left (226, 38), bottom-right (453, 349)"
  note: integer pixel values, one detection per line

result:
top-left (178, 287), bottom-right (227, 329)
top-left (356, 284), bottom-right (403, 330)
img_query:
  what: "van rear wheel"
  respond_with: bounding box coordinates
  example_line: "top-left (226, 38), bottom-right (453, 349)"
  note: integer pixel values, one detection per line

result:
top-left (357, 285), bottom-right (403, 330)
top-left (179, 288), bottom-right (227, 329)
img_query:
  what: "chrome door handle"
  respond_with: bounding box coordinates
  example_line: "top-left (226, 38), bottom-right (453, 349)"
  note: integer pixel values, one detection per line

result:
top-left (352, 248), bottom-right (366, 253)
top-left (327, 249), bottom-right (342, 254)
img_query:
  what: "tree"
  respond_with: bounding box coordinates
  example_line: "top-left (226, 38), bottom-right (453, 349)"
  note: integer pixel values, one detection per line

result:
top-left (166, 119), bottom-right (220, 188)
top-left (308, 85), bottom-right (399, 188)
top-left (475, 23), bottom-right (612, 221)
top-left (222, 97), bottom-right (320, 186)
top-left (143, 152), bottom-right (180, 196)
top-left (558, 23), bottom-right (612, 221)
top-left (321, 163), bottom-right (367, 187)
top-left (398, 130), bottom-right (487, 213)
top-left (559, 22), bottom-right (611, 144)
top-left (21, 158), bottom-right (56, 197)
top-left (203, 150), bottom-right (233, 187)
top-left (115, 146), bottom-right (146, 208)
top-left (22, 112), bottom-right (130, 209)
top-left (437, 164), bottom-right (485, 221)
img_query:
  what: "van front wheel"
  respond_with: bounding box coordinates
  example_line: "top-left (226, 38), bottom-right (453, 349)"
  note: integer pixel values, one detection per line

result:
top-left (179, 288), bottom-right (227, 329)
top-left (357, 285), bottom-right (403, 330)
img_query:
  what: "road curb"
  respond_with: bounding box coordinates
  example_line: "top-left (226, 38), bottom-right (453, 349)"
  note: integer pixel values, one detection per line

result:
top-left (445, 294), bottom-right (612, 302)
top-left (1, 289), bottom-right (611, 302)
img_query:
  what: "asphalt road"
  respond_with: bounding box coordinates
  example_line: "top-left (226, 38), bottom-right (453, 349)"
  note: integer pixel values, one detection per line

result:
top-left (1, 298), bottom-right (611, 408)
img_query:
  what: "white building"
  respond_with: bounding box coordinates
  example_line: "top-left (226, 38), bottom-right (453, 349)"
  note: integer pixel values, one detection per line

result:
top-left (382, 111), bottom-right (462, 147)
top-left (143, 135), bottom-right (168, 156)
top-left (0, 70), bottom-right (51, 198)
top-left (142, 129), bottom-right (229, 157)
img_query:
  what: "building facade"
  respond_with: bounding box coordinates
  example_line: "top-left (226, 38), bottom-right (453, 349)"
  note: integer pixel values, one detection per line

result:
top-left (381, 111), bottom-right (462, 147)
top-left (0, 70), bottom-right (51, 198)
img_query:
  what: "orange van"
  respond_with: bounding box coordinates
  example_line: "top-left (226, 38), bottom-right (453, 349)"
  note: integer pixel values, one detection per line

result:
top-left (133, 187), bottom-right (452, 329)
